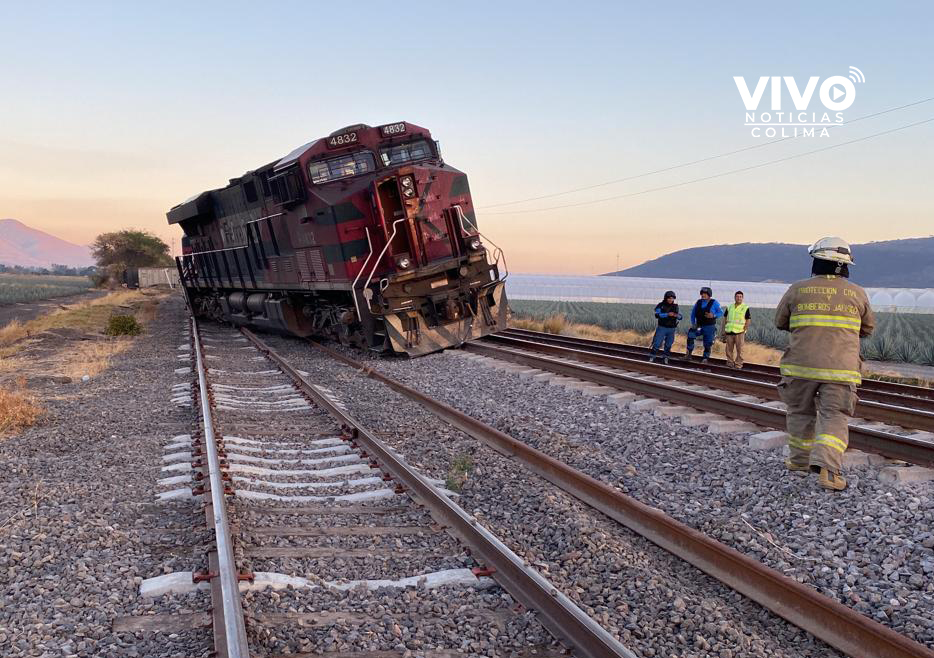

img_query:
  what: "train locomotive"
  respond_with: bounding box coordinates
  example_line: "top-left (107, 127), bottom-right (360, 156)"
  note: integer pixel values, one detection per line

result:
top-left (168, 121), bottom-right (507, 356)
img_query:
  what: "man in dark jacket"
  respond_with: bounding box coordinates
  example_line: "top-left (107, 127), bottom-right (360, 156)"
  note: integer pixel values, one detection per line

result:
top-left (686, 286), bottom-right (722, 363)
top-left (649, 291), bottom-right (681, 364)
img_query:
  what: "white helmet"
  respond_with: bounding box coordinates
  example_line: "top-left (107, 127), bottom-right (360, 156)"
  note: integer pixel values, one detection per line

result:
top-left (809, 236), bottom-right (853, 265)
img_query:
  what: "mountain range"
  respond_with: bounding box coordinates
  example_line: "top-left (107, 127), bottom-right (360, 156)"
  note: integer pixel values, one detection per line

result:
top-left (607, 238), bottom-right (934, 287)
top-left (0, 218), bottom-right (95, 268)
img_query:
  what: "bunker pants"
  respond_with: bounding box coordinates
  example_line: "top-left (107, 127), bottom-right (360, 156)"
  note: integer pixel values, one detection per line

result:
top-left (778, 377), bottom-right (858, 473)
top-left (651, 326), bottom-right (676, 357)
top-left (725, 332), bottom-right (745, 367)
top-left (686, 325), bottom-right (716, 358)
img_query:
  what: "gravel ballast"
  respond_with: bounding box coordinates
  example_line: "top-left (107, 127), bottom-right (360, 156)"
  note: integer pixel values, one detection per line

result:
top-left (257, 332), bottom-right (918, 657)
top-left (194, 324), bottom-right (566, 657)
top-left (0, 295), bottom-right (211, 658)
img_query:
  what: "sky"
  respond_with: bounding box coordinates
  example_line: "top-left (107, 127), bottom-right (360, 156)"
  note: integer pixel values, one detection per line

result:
top-left (1, 1), bottom-right (932, 274)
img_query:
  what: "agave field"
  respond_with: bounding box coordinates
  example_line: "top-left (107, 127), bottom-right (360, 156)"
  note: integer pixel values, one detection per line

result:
top-left (0, 273), bottom-right (93, 304)
top-left (509, 299), bottom-right (934, 366)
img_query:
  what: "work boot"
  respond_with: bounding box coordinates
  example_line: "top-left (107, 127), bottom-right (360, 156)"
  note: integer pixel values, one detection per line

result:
top-left (784, 460), bottom-right (810, 472)
top-left (648, 355), bottom-right (656, 363)
top-left (701, 357), bottom-right (709, 364)
top-left (683, 352), bottom-right (693, 362)
top-left (817, 468), bottom-right (847, 491)
top-left (663, 357), bottom-right (670, 365)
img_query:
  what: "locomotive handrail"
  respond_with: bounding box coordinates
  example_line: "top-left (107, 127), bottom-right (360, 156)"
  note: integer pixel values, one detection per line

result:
top-left (453, 204), bottom-right (509, 283)
top-left (189, 245), bottom-right (251, 255)
top-left (245, 212), bottom-right (284, 224)
top-left (351, 227), bottom-right (374, 323)
top-left (360, 217), bottom-right (407, 312)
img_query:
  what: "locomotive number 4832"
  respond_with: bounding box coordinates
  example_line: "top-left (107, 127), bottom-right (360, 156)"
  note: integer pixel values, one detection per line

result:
top-left (327, 132), bottom-right (358, 148)
top-left (380, 122), bottom-right (406, 137)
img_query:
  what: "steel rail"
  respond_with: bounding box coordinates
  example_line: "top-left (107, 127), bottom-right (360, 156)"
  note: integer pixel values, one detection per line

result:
top-left (486, 334), bottom-right (934, 433)
top-left (503, 328), bottom-right (934, 403)
top-left (239, 329), bottom-right (636, 658)
top-left (465, 342), bottom-right (934, 468)
top-left (308, 339), bottom-right (934, 658)
top-left (191, 319), bottom-right (251, 658)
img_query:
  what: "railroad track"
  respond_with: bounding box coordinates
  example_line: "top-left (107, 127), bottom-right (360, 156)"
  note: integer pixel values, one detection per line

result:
top-left (307, 339), bottom-right (934, 658)
top-left (468, 329), bottom-right (934, 468)
top-left (146, 317), bottom-right (635, 658)
top-left (502, 327), bottom-right (934, 405)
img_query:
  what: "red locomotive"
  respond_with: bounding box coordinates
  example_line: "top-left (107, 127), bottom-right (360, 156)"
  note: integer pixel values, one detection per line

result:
top-left (168, 121), bottom-right (507, 356)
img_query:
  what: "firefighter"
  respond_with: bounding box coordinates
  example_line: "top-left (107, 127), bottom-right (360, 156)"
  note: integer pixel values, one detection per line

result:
top-left (720, 290), bottom-right (751, 368)
top-left (774, 237), bottom-right (875, 491)
top-left (649, 290), bottom-right (681, 364)
top-left (686, 287), bottom-right (722, 363)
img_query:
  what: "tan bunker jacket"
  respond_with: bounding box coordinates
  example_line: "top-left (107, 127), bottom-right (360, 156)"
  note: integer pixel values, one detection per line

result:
top-left (774, 275), bottom-right (875, 385)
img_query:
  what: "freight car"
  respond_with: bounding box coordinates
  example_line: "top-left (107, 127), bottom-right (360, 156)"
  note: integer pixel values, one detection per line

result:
top-left (168, 121), bottom-right (507, 356)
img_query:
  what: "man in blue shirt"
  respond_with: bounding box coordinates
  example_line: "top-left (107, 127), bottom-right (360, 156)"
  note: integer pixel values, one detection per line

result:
top-left (686, 286), bottom-right (722, 363)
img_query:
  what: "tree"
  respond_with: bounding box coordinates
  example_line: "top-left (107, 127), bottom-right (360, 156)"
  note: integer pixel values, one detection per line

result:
top-left (92, 230), bottom-right (172, 269)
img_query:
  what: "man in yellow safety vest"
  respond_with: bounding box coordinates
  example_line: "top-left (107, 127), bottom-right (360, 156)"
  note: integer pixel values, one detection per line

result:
top-left (720, 291), bottom-right (750, 368)
top-left (774, 237), bottom-right (875, 491)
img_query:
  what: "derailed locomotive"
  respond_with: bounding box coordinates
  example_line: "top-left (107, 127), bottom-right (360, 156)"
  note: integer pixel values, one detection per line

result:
top-left (168, 121), bottom-right (507, 356)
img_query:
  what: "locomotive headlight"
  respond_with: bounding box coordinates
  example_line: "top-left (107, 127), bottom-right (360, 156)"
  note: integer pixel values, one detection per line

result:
top-left (396, 256), bottom-right (412, 269)
top-left (400, 176), bottom-right (415, 197)
top-left (402, 187), bottom-right (415, 198)
top-left (400, 176), bottom-right (414, 187)
top-left (468, 237), bottom-right (482, 250)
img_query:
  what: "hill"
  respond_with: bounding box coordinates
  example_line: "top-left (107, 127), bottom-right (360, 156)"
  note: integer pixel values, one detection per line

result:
top-left (0, 219), bottom-right (95, 268)
top-left (607, 238), bottom-right (934, 287)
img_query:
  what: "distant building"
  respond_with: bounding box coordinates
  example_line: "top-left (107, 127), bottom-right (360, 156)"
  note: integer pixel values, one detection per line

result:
top-left (138, 267), bottom-right (180, 288)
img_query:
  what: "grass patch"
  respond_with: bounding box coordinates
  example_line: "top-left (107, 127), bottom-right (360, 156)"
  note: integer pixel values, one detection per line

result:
top-left (0, 319), bottom-right (28, 348)
top-left (19, 290), bottom-right (147, 335)
top-left (2, 290), bottom-right (156, 342)
top-left (0, 383), bottom-right (43, 438)
top-left (0, 290), bottom-right (165, 381)
top-left (62, 340), bottom-right (135, 379)
top-left (445, 454), bottom-right (474, 492)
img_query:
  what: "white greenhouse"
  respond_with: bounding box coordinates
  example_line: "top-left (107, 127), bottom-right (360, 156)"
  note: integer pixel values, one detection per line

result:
top-left (505, 274), bottom-right (934, 313)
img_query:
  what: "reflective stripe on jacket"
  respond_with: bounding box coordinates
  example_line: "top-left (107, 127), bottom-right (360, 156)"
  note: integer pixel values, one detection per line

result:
top-left (774, 275), bottom-right (875, 385)
top-left (724, 303), bottom-right (749, 333)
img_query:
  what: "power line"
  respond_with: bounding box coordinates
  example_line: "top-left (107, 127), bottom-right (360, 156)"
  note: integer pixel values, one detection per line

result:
top-left (479, 96), bottom-right (934, 210)
top-left (483, 116), bottom-right (934, 215)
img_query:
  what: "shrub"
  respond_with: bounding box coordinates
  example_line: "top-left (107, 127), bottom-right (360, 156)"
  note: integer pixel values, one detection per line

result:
top-left (0, 385), bottom-right (43, 438)
top-left (542, 313), bottom-right (568, 334)
top-left (105, 314), bottom-right (141, 336)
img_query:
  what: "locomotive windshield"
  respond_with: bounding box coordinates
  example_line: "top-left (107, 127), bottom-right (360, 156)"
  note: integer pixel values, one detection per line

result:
top-left (309, 151), bottom-right (377, 183)
top-left (379, 139), bottom-right (433, 167)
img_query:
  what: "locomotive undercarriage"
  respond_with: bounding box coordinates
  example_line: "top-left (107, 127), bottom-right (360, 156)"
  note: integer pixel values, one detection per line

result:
top-left (187, 257), bottom-right (506, 356)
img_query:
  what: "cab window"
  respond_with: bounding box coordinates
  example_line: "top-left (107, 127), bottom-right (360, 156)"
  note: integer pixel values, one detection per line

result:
top-left (309, 151), bottom-right (377, 184)
top-left (379, 139), bottom-right (433, 167)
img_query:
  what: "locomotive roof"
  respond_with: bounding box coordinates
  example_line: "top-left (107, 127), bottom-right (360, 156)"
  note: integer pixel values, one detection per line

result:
top-left (167, 121), bottom-right (429, 224)
top-left (275, 138), bottom-right (321, 171)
